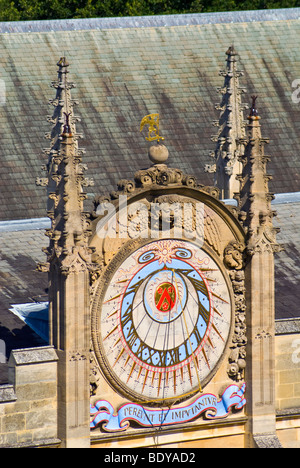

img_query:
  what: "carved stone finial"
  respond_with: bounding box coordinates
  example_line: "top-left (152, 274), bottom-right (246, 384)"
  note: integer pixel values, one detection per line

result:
top-left (226, 45), bottom-right (236, 57)
top-left (57, 56), bottom-right (69, 69)
top-left (148, 143), bottom-right (169, 165)
top-left (37, 57), bottom-right (93, 263)
top-left (249, 95), bottom-right (259, 118)
top-left (62, 111), bottom-right (72, 136)
top-left (207, 46), bottom-right (247, 199)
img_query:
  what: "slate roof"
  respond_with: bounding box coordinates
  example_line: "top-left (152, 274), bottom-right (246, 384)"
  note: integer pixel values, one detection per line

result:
top-left (0, 9), bottom-right (300, 221)
top-left (0, 226), bottom-right (47, 383)
top-left (0, 7), bottom-right (299, 33)
top-left (273, 197), bottom-right (300, 320)
top-left (1, 9), bottom-right (300, 383)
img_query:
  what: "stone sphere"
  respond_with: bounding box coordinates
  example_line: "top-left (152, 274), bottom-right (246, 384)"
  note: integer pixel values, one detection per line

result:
top-left (148, 143), bottom-right (169, 164)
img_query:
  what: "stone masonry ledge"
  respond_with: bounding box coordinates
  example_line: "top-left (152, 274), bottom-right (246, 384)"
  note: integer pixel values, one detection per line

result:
top-left (9, 346), bottom-right (58, 366)
top-left (275, 318), bottom-right (300, 335)
top-left (0, 384), bottom-right (16, 403)
top-left (0, 346), bottom-right (58, 402)
top-left (0, 438), bottom-right (61, 449)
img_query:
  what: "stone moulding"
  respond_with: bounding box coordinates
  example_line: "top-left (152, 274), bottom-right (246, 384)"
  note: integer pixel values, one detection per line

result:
top-left (0, 384), bottom-right (17, 403)
top-left (275, 318), bottom-right (300, 335)
top-left (92, 163), bottom-right (246, 237)
top-left (253, 433), bottom-right (282, 448)
top-left (10, 345), bottom-right (58, 366)
top-left (223, 241), bottom-right (247, 382)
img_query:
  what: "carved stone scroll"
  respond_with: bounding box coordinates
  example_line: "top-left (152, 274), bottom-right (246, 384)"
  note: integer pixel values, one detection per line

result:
top-left (224, 241), bottom-right (247, 382)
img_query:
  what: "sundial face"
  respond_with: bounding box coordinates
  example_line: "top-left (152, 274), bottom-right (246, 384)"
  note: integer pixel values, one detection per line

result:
top-left (96, 239), bottom-right (232, 405)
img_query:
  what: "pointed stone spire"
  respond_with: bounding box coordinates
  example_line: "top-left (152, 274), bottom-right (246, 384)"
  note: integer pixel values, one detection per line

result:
top-left (206, 46), bottom-right (248, 199)
top-left (38, 57), bottom-right (94, 268)
top-left (239, 97), bottom-right (281, 447)
top-left (49, 57), bottom-right (83, 241)
top-left (238, 95), bottom-right (278, 248)
top-left (37, 58), bottom-right (94, 447)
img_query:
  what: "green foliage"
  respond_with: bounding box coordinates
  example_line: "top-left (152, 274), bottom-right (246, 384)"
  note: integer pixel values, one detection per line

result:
top-left (0, 0), bottom-right (299, 22)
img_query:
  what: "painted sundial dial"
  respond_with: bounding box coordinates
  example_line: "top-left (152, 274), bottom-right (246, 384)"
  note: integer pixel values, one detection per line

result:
top-left (96, 239), bottom-right (233, 405)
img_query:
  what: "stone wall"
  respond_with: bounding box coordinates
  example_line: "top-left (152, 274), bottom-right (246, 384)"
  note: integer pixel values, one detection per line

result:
top-left (275, 320), bottom-right (300, 448)
top-left (1, 329), bottom-right (300, 448)
top-left (0, 346), bottom-right (59, 448)
top-left (275, 320), bottom-right (300, 411)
